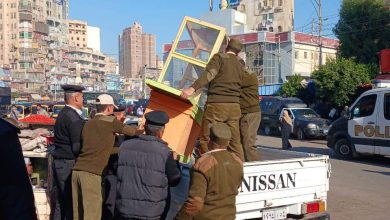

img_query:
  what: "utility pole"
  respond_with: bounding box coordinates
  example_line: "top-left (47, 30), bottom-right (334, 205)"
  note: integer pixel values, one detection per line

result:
top-left (311, 18), bottom-right (315, 36)
top-left (312, 0), bottom-right (323, 66)
top-left (318, 0), bottom-right (323, 66)
top-left (277, 35), bottom-right (282, 83)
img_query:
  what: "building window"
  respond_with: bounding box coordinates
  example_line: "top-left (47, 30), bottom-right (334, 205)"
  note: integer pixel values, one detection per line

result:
top-left (77, 37), bottom-right (79, 40)
top-left (295, 51), bottom-right (299, 59)
top-left (262, 14), bottom-right (267, 21)
top-left (71, 37), bottom-right (73, 40)
top-left (20, 62), bottom-right (32, 69)
top-left (269, 27), bottom-right (273, 32)
top-left (83, 44), bottom-right (86, 47)
top-left (268, 13), bottom-right (274, 20)
top-left (311, 52), bottom-right (314, 60)
top-left (19, 32), bottom-right (32, 39)
top-left (77, 44), bottom-right (79, 47)
top-left (278, 26), bottom-right (282, 32)
top-left (304, 52), bottom-right (308, 59)
top-left (263, 0), bottom-right (267, 7)
top-left (269, 0), bottom-right (273, 6)
top-left (279, 0), bottom-right (283, 6)
top-left (83, 38), bottom-right (85, 41)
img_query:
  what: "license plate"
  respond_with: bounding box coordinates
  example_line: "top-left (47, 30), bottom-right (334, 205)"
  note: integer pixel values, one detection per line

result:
top-left (262, 208), bottom-right (288, 220)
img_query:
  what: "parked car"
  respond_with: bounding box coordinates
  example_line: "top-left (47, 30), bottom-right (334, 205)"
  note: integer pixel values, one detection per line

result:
top-left (260, 96), bottom-right (330, 139)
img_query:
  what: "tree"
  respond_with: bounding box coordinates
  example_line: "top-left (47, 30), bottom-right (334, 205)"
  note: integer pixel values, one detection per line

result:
top-left (334, 0), bottom-right (390, 64)
top-left (278, 74), bottom-right (305, 97)
top-left (311, 58), bottom-right (376, 106)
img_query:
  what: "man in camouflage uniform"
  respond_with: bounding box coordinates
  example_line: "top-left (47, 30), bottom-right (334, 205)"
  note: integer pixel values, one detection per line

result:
top-left (175, 122), bottom-right (243, 220)
top-left (181, 38), bottom-right (245, 161)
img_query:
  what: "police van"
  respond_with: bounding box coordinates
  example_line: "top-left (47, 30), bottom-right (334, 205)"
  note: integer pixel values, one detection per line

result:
top-left (327, 87), bottom-right (390, 158)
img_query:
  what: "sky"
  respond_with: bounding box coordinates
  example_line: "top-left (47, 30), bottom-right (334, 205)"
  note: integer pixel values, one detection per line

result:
top-left (69, 0), bottom-right (342, 60)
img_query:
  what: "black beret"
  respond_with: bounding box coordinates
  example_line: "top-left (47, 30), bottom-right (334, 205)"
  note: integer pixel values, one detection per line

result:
top-left (61, 84), bottom-right (85, 93)
top-left (114, 106), bottom-right (126, 112)
top-left (145, 110), bottom-right (169, 126)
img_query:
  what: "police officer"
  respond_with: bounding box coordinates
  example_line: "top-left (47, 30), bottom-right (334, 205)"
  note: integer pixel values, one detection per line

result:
top-left (238, 59), bottom-right (262, 162)
top-left (72, 94), bottom-right (140, 220)
top-left (102, 106), bottom-right (127, 220)
top-left (175, 122), bottom-right (243, 220)
top-left (181, 38), bottom-right (245, 161)
top-left (115, 110), bottom-right (181, 220)
top-left (51, 85), bottom-right (85, 220)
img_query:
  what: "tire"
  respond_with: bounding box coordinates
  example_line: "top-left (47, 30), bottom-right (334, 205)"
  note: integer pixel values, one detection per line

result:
top-left (297, 128), bottom-right (305, 140)
top-left (264, 124), bottom-right (272, 136)
top-left (335, 138), bottom-right (354, 159)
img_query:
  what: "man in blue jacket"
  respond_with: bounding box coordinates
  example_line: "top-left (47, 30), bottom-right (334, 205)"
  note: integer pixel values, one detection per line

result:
top-left (115, 110), bottom-right (181, 220)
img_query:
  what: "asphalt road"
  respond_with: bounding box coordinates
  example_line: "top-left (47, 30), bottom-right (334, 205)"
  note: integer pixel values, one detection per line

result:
top-left (255, 134), bottom-right (390, 220)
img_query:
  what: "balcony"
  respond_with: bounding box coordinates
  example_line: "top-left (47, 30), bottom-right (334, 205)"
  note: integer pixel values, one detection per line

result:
top-left (19, 1), bottom-right (32, 12)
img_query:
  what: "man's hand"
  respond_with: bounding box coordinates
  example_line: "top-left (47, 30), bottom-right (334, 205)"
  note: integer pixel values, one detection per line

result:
top-left (181, 87), bottom-right (195, 99)
top-left (136, 126), bottom-right (144, 135)
top-left (172, 151), bottom-right (179, 161)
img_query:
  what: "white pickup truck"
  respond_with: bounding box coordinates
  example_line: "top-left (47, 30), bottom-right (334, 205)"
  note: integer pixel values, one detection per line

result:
top-left (168, 147), bottom-right (331, 220)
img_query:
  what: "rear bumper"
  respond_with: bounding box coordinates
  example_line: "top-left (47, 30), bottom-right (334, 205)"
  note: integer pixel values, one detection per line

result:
top-left (298, 212), bottom-right (330, 220)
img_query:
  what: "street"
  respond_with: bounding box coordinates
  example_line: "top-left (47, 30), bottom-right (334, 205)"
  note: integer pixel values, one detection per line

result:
top-left (255, 134), bottom-right (390, 220)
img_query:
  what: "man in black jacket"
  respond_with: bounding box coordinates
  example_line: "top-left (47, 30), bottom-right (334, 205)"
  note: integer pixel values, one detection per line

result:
top-left (51, 85), bottom-right (85, 220)
top-left (0, 118), bottom-right (37, 220)
top-left (115, 110), bottom-right (181, 220)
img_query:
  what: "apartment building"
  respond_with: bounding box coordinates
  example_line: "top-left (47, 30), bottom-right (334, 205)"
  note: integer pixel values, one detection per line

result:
top-left (0, 0), bottom-right (69, 93)
top-left (237, 0), bottom-right (294, 32)
top-left (119, 22), bottom-right (156, 78)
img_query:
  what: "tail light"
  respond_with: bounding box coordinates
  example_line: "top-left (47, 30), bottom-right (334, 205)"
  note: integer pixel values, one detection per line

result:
top-left (302, 200), bottom-right (326, 214)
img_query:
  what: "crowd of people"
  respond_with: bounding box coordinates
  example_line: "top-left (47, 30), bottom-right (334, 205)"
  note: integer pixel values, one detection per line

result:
top-left (0, 38), bottom-right (263, 220)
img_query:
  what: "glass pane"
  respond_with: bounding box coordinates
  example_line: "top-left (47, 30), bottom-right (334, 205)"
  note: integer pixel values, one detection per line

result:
top-left (175, 21), bottom-right (220, 62)
top-left (161, 57), bottom-right (204, 90)
top-left (161, 57), bottom-right (208, 109)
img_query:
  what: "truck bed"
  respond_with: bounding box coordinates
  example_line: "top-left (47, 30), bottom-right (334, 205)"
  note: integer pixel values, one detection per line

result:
top-left (167, 147), bottom-right (331, 220)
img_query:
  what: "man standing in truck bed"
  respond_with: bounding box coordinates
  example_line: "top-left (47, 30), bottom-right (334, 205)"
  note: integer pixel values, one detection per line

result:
top-left (181, 38), bottom-right (245, 161)
top-left (175, 122), bottom-right (243, 220)
top-left (239, 59), bottom-right (262, 162)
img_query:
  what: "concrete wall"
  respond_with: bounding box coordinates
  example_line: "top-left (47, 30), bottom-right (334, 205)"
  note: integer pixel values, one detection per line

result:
top-left (87, 26), bottom-right (101, 52)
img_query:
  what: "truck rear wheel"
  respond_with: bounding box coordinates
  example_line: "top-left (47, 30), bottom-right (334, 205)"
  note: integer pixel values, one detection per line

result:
top-left (335, 138), bottom-right (354, 159)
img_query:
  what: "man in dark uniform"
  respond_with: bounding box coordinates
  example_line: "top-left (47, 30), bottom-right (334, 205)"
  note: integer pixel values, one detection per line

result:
top-left (181, 38), bottom-right (245, 161)
top-left (239, 59), bottom-right (262, 162)
top-left (51, 85), bottom-right (85, 220)
top-left (175, 122), bottom-right (243, 220)
top-left (115, 110), bottom-right (182, 220)
top-left (0, 118), bottom-right (37, 220)
top-left (102, 106), bottom-right (127, 220)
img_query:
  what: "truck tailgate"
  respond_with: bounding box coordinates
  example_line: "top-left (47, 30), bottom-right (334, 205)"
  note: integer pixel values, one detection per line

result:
top-left (237, 148), bottom-right (330, 219)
